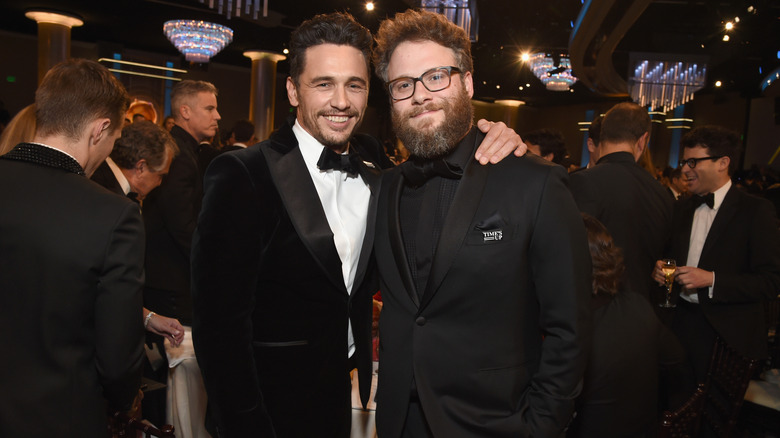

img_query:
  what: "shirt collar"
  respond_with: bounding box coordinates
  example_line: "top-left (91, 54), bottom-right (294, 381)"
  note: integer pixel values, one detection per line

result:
top-left (105, 157), bottom-right (132, 195)
top-left (293, 118), bottom-right (350, 172)
top-left (710, 179), bottom-right (732, 210)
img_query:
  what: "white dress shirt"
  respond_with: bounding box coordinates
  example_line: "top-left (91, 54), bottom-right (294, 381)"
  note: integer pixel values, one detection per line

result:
top-left (682, 179), bottom-right (731, 303)
top-left (293, 120), bottom-right (370, 357)
top-left (105, 157), bottom-right (131, 195)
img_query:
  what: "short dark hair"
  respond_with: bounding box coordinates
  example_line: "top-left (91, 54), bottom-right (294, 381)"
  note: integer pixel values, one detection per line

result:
top-left (373, 9), bottom-right (473, 82)
top-left (680, 125), bottom-right (740, 175)
top-left (231, 120), bottom-right (255, 143)
top-left (35, 59), bottom-right (130, 140)
top-left (600, 102), bottom-right (650, 145)
top-left (582, 213), bottom-right (624, 296)
top-left (522, 129), bottom-right (568, 164)
top-left (588, 114), bottom-right (603, 145)
top-left (288, 12), bottom-right (372, 85)
top-left (110, 120), bottom-right (179, 172)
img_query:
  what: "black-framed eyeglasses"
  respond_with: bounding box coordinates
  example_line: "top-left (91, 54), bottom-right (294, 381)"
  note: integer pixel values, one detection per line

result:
top-left (386, 66), bottom-right (462, 101)
top-left (678, 155), bottom-right (725, 169)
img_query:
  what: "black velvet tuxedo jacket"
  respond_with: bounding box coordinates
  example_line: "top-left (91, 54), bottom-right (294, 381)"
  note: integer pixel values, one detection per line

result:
top-left (569, 152), bottom-right (673, 302)
top-left (191, 120), bottom-right (390, 437)
top-left (0, 144), bottom-right (145, 437)
top-left (374, 131), bottom-right (593, 438)
top-left (91, 160), bottom-right (124, 196)
top-left (143, 125), bottom-right (202, 324)
top-left (668, 184), bottom-right (780, 359)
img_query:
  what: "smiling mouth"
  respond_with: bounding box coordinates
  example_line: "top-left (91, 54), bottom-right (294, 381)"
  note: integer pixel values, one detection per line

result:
top-left (324, 115), bottom-right (350, 123)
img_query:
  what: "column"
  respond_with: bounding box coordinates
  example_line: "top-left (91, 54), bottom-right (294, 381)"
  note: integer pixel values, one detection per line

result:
top-left (25, 11), bottom-right (83, 84)
top-left (244, 50), bottom-right (286, 141)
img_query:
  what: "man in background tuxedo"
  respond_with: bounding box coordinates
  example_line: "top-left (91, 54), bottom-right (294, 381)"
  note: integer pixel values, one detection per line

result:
top-left (653, 126), bottom-right (780, 390)
top-left (570, 102), bottom-right (673, 303)
top-left (0, 59), bottom-right (144, 437)
top-left (223, 119), bottom-right (256, 152)
top-left (371, 10), bottom-right (591, 437)
top-left (91, 120), bottom-right (178, 202)
top-left (191, 12), bottom-right (525, 438)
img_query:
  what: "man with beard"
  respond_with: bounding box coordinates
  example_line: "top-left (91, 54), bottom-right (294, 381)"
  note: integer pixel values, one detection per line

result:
top-left (191, 12), bottom-right (525, 438)
top-left (371, 10), bottom-right (592, 438)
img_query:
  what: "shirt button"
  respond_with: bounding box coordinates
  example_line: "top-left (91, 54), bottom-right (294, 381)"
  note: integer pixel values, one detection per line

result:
top-left (415, 317), bottom-right (426, 326)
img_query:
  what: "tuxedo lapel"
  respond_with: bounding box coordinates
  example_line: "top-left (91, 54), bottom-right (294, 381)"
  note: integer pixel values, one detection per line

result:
top-left (261, 128), bottom-right (346, 293)
top-left (352, 148), bottom-right (382, 292)
top-left (677, 200), bottom-right (697, 263)
top-left (420, 134), bottom-right (488, 310)
top-left (699, 186), bottom-right (739, 266)
top-left (387, 171), bottom-right (420, 307)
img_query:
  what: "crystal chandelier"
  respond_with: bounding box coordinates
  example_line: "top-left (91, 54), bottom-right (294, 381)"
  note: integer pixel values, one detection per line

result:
top-left (163, 20), bottom-right (234, 63)
top-left (628, 54), bottom-right (708, 112)
top-left (421, 0), bottom-right (478, 42)
top-left (197, 0), bottom-right (269, 19)
top-left (528, 52), bottom-right (578, 91)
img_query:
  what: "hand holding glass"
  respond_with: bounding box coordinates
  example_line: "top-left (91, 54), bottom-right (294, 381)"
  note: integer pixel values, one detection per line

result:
top-left (659, 259), bottom-right (676, 308)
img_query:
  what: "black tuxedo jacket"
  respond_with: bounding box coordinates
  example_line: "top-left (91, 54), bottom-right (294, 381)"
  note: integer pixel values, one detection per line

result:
top-left (191, 120), bottom-right (390, 437)
top-left (0, 144), bottom-right (145, 437)
top-left (569, 152), bottom-right (673, 302)
top-left (143, 125), bottom-right (202, 323)
top-left (91, 160), bottom-right (124, 195)
top-left (374, 131), bottom-right (592, 438)
top-left (669, 185), bottom-right (780, 359)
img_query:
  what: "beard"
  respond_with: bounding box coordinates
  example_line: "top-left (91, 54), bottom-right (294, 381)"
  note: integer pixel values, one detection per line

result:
top-left (391, 84), bottom-right (474, 160)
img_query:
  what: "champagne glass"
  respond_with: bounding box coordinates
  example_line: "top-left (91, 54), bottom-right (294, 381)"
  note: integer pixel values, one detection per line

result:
top-left (659, 258), bottom-right (676, 308)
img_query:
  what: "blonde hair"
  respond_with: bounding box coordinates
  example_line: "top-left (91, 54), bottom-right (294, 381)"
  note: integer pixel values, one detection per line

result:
top-left (0, 104), bottom-right (37, 155)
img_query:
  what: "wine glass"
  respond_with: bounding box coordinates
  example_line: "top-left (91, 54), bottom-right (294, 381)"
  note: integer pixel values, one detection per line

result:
top-left (659, 258), bottom-right (676, 308)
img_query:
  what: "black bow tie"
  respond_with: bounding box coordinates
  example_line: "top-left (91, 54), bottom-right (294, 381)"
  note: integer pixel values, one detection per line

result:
top-left (127, 192), bottom-right (140, 204)
top-left (692, 193), bottom-right (715, 209)
top-left (401, 159), bottom-right (463, 187)
top-left (317, 148), bottom-right (360, 177)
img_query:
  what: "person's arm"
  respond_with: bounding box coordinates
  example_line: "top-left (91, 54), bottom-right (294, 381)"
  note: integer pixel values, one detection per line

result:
top-left (144, 308), bottom-right (184, 347)
top-left (473, 119), bottom-right (527, 164)
top-left (95, 202), bottom-right (145, 412)
top-left (191, 153), bottom-right (276, 437)
top-left (154, 147), bottom-right (199, 257)
top-left (526, 166), bottom-right (592, 435)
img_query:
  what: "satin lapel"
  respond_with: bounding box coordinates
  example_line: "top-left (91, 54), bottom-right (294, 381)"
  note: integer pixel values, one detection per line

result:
top-left (352, 159), bottom-right (382, 291)
top-left (677, 200), bottom-right (696, 263)
top-left (261, 134), bottom-right (346, 293)
top-left (387, 171), bottom-right (420, 307)
top-left (700, 186), bottom-right (739, 265)
top-left (420, 136), bottom-right (488, 310)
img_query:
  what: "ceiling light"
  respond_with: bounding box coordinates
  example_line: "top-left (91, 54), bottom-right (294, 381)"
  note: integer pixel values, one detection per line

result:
top-left (283, 48), bottom-right (289, 55)
top-left (25, 10), bottom-right (83, 27)
top-left (422, 0), bottom-right (478, 42)
top-left (723, 34), bottom-right (730, 42)
top-left (734, 17), bottom-right (740, 23)
top-left (366, 2), bottom-right (375, 11)
top-left (528, 52), bottom-right (578, 91)
top-left (628, 54), bottom-right (708, 112)
top-left (163, 20), bottom-right (234, 63)
top-left (715, 80), bottom-right (722, 87)
top-left (725, 21), bottom-right (734, 30)
top-left (520, 53), bottom-right (530, 62)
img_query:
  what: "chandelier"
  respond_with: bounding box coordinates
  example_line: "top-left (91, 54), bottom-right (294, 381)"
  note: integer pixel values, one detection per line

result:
top-left (163, 20), bottom-right (234, 63)
top-left (197, 0), bottom-right (269, 19)
top-left (422, 0), bottom-right (478, 42)
top-left (528, 52), bottom-right (578, 91)
top-left (628, 53), bottom-right (708, 112)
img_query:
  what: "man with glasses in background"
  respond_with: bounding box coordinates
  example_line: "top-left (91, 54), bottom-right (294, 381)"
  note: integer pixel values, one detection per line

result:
top-left (652, 125), bottom-right (780, 406)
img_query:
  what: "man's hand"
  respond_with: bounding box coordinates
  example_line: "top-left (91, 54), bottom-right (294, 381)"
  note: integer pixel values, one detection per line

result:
top-left (474, 119), bottom-right (527, 164)
top-left (652, 260), bottom-right (667, 286)
top-left (146, 313), bottom-right (185, 347)
top-left (675, 266), bottom-right (714, 290)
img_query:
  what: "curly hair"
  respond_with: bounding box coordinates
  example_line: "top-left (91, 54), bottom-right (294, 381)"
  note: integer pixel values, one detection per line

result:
top-left (373, 9), bottom-right (473, 82)
top-left (582, 213), bottom-right (624, 296)
top-left (680, 125), bottom-right (740, 175)
top-left (110, 120), bottom-right (179, 172)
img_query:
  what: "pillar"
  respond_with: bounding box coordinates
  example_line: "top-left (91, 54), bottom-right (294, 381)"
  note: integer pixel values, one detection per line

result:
top-left (25, 11), bottom-right (83, 84)
top-left (243, 50), bottom-right (286, 140)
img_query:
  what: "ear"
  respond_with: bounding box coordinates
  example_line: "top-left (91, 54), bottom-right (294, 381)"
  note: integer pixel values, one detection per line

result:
top-left (718, 156), bottom-right (730, 173)
top-left (179, 104), bottom-right (191, 121)
top-left (463, 71), bottom-right (474, 98)
top-left (90, 118), bottom-right (113, 145)
top-left (134, 158), bottom-right (148, 175)
top-left (633, 132), bottom-right (649, 160)
top-left (586, 138), bottom-right (597, 153)
top-left (287, 77), bottom-right (299, 107)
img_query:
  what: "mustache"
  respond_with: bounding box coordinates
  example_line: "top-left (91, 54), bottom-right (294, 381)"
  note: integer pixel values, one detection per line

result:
top-left (406, 103), bottom-right (441, 118)
top-left (319, 110), bottom-right (359, 118)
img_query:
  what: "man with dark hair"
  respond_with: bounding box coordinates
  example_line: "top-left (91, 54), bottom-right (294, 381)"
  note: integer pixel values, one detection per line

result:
top-left (667, 166), bottom-right (688, 200)
top-left (191, 11), bottom-right (525, 438)
top-left (92, 120), bottom-right (179, 202)
top-left (223, 119), bottom-right (256, 152)
top-left (372, 10), bottom-right (591, 437)
top-left (523, 128), bottom-right (568, 164)
top-left (0, 59), bottom-right (144, 437)
top-left (570, 102), bottom-right (672, 303)
top-left (653, 125), bottom-right (780, 398)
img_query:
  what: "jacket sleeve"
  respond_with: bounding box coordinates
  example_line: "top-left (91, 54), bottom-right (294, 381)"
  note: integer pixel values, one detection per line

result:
top-left (95, 201), bottom-right (145, 411)
top-left (191, 152), bottom-right (277, 437)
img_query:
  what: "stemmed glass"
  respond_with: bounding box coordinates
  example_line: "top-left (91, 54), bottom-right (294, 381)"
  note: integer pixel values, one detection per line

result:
top-left (659, 258), bottom-right (677, 308)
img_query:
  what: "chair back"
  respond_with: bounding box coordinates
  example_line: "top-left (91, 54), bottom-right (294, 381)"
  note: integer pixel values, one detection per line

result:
top-left (701, 337), bottom-right (762, 437)
top-left (659, 384), bottom-right (706, 438)
top-left (108, 411), bottom-right (176, 437)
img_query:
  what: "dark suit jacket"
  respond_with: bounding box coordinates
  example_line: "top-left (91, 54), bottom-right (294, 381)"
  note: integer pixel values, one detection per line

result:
top-left (669, 184), bottom-right (780, 359)
top-left (142, 124), bottom-right (202, 324)
top-left (191, 120), bottom-right (390, 437)
top-left (0, 144), bottom-right (145, 437)
top-left (374, 130), bottom-right (592, 438)
top-left (568, 292), bottom-right (684, 438)
top-left (569, 152), bottom-right (673, 302)
top-left (91, 160), bottom-right (124, 195)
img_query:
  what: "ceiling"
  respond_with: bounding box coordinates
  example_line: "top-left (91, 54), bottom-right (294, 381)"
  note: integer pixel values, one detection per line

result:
top-left (0, 0), bottom-right (777, 107)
